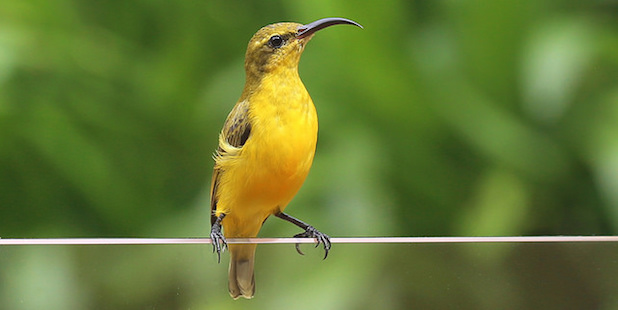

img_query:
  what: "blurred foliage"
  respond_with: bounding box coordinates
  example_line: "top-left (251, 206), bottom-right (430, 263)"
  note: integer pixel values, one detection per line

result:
top-left (0, 0), bottom-right (617, 309)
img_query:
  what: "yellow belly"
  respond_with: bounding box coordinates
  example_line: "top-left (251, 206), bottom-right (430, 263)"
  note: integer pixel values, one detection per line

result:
top-left (216, 89), bottom-right (318, 238)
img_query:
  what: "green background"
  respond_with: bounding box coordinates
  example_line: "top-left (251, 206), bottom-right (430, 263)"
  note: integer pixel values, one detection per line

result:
top-left (1, 0), bottom-right (617, 309)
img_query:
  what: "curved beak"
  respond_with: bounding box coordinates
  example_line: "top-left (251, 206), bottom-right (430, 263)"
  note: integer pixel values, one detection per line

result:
top-left (297, 17), bottom-right (363, 39)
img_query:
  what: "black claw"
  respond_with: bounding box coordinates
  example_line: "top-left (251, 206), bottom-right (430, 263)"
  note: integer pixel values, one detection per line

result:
top-left (274, 212), bottom-right (331, 259)
top-left (293, 226), bottom-right (331, 259)
top-left (210, 229), bottom-right (227, 263)
top-left (295, 243), bottom-right (305, 256)
top-left (210, 214), bottom-right (227, 263)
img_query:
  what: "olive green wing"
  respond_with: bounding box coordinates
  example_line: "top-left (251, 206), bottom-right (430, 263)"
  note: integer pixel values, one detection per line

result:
top-left (210, 100), bottom-right (252, 225)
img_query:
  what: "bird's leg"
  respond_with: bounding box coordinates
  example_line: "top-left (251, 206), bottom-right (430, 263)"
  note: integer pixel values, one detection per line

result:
top-left (274, 212), bottom-right (331, 259)
top-left (210, 213), bottom-right (227, 263)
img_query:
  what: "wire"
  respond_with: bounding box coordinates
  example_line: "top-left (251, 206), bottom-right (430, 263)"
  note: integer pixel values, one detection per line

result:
top-left (0, 236), bottom-right (617, 245)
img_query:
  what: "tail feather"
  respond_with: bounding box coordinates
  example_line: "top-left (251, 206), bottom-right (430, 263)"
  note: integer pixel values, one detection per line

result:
top-left (228, 244), bottom-right (257, 299)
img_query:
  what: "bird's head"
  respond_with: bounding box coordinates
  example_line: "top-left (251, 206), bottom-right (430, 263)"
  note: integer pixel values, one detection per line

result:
top-left (244, 17), bottom-right (362, 78)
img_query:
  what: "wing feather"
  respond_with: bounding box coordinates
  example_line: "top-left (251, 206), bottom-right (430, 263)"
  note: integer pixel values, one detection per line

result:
top-left (210, 100), bottom-right (251, 225)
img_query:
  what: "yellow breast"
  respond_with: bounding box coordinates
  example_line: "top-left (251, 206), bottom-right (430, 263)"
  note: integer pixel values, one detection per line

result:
top-left (243, 74), bottom-right (317, 203)
top-left (216, 72), bottom-right (318, 227)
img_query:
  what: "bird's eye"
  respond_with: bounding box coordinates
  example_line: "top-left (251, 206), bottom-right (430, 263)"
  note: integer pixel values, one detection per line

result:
top-left (268, 35), bottom-right (284, 48)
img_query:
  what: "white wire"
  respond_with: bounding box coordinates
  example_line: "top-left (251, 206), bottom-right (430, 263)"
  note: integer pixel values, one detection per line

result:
top-left (0, 236), bottom-right (617, 245)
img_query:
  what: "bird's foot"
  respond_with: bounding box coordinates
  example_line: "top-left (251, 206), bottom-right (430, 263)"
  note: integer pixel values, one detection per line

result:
top-left (210, 216), bottom-right (227, 263)
top-left (293, 226), bottom-right (331, 259)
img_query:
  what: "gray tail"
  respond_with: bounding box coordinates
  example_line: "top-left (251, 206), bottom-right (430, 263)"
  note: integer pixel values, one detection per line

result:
top-left (228, 244), bottom-right (256, 299)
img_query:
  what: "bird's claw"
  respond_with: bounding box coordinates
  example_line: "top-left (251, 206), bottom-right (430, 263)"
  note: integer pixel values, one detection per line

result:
top-left (210, 225), bottom-right (228, 263)
top-left (293, 226), bottom-right (331, 259)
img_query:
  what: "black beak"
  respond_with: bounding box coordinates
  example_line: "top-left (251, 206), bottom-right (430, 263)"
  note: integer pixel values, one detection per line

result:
top-left (297, 17), bottom-right (363, 39)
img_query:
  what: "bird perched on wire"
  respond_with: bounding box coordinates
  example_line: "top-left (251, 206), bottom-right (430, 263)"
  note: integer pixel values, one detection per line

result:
top-left (209, 17), bottom-right (362, 299)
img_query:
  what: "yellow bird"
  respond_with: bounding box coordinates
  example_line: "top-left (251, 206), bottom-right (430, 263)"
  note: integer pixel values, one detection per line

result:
top-left (210, 17), bottom-right (362, 299)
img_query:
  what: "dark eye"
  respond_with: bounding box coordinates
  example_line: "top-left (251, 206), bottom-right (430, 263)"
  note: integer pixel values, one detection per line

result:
top-left (268, 35), bottom-right (284, 48)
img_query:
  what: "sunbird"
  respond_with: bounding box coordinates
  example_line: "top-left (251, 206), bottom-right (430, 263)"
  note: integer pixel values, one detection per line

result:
top-left (210, 17), bottom-right (362, 299)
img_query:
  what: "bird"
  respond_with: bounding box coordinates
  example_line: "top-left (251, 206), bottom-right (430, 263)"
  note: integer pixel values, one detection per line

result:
top-left (209, 17), bottom-right (362, 299)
